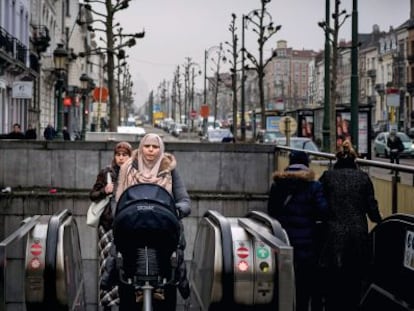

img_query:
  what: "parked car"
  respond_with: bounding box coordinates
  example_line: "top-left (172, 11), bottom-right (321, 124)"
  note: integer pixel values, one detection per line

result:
top-left (256, 130), bottom-right (284, 143)
top-left (273, 137), bottom-right (320, 152)
top-left (408, 128), bottom-right (414, 139)
top-left (171, 123), bottom-right (185, 137)
top-left (374, 131), bottom-right (414, 158)
top-left (201, 128), bottom-right (234, 143)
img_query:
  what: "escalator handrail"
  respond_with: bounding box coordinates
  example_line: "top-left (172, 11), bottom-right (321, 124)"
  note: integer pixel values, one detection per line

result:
top-left (44, 209), bottom-right (72, 308)
top-left (204, 210), bottom-right (234, 306)
top-left (245, 211), bottom-right (289, 244)
top-left (0, 216), bottom-right (41, 311)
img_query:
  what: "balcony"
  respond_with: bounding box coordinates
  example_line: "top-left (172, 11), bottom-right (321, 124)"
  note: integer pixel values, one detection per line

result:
top-left (367, 95), bottom-right (376, 105)
top-left (32, 25), bottom-right (50, 53)
top-left (0, 27), bottom-right (14, 55)
top-left (407, 53), bottom-right (414, 63)
top-left (367, 69), bottom-right (376, 78)
top-left (375, 83), bottom-right (385, 94)
top-left (14, 39), bottom-right (26, 64)
top-left (29, 52), bottom-right (39, 72)
top-left (407, 82), bottom-right (414, 95)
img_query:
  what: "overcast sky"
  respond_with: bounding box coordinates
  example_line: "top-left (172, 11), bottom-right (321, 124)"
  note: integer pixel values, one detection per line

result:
top-left (113, 0), bottom-right (411, 108)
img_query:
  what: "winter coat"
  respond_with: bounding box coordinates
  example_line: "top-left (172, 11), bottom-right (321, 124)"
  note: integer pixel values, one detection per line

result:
top-left (387, 135), bottom-right (404, 153)
top-left (318, 167), bottom-right (382, 269)
top-left (268, 164), bottom-right (328, 265)
top-left (89, 163), bottom-right (122, 307)
top-left (90, 164), bottom-right (120, 231)
top-left (116, 152), bottom-right (191, 218)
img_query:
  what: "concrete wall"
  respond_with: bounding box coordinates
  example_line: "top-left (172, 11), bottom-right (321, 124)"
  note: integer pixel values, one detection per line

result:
top-left (0, 140), bottom-right (276, 310)
top-left (2, 141), bottom-right (412, 310)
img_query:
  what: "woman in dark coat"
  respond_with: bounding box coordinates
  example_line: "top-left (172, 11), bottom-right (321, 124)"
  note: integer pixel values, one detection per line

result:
top-left (89, 141), bottom-right (132, 310)
top-left (268, 150), bottom-right (328, 311)
top-left (319, 142), bottom-right (382, 311)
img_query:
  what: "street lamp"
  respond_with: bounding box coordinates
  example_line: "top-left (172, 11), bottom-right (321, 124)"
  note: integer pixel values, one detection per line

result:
top-left (53, 43), bottom-right (68, 139)
top-left (80, 73), bottom-right (91, 140)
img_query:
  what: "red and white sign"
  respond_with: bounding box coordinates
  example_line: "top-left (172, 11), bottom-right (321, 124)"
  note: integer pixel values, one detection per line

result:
top-left (30, 258), bottom-right (41, 269)
top-left (237, 260), bottom-right (249, 272)
top-left (236, 246), bottom-right (249, 259)
top-left (190, 110), bottom-right (197, 119)
top-left (93, 87), bottom-right (109, 102)
top-left (30, 243), bottom-right (42, 257)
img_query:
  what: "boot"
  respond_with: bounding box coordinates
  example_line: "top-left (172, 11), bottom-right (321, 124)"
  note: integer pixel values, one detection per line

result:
top-left (176, 248), bottom-right (190, 299)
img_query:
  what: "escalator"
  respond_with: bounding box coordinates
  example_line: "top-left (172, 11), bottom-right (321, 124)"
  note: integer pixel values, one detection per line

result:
top-left (0, 209), bottom-right (85, 311)
top-left (189, 210), bottom-right (295, 311)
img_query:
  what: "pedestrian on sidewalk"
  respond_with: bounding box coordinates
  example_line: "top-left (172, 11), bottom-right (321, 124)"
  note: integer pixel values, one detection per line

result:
top-left (7, 123), bottom-right (25, 139)
top-left (387, 129), bottom-right (404, 171)
top-left (318, 142), bottom-right (382, 311)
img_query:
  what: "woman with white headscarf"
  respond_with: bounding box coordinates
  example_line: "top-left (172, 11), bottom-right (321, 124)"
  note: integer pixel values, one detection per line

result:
top-left (116, 133), bottom-right (190, 215)
top-left (115, 133), bottom-right (191, 306)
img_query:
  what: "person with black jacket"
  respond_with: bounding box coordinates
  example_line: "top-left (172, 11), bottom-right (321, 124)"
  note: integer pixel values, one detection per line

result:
top-left (387, 129), bottom-right (404, 167)
top-left (90, 141), bottom-right (132, 310)
top-left (319, 143), bottom-right (382, 311)
top-left (25, 124), bottom-right (37, 139)
top-left (7, 123), bottom-right (25, 139)
top-left (268, 151), bottom-right (328, 311)
top-left (43, 123), bottom-right (56, 140)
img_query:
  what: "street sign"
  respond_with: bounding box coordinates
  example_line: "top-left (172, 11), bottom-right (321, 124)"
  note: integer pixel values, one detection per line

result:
top-left (30, 243), bottom-right (42, 256)
top-left (63, 96), bottom-right (72, 107)
top-left (200, 105), bottom-right (209, 118)
top-left (279, 116), bottom-right (297, 136)
top-left (190, 110), bottom-right (197, 119)
top-left (92, 87), bottom-right (109, 102)
top-left (236, 246), bottom-right (249, 259)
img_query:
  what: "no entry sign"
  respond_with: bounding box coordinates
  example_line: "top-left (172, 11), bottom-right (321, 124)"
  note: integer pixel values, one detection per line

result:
top-left (236, 246), bottom-right (249, 259)
top-left (30, 243), bottom-right (42, 256)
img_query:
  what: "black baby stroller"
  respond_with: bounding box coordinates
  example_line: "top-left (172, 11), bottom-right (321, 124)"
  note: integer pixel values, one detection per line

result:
top-left (113, 183), bottom-right (181, 311)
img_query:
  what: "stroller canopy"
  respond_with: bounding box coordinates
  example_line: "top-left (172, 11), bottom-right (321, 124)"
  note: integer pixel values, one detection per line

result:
top-left (113, 183), bottom-right (181, 255)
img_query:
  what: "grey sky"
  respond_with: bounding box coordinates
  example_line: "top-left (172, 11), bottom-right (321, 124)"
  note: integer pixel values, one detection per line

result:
top-left (115, 0), bottom-right (410, 107)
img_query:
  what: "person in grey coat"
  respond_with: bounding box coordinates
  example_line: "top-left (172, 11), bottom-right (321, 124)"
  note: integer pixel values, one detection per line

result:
top-left (319, 142), bottom-right (382, 311)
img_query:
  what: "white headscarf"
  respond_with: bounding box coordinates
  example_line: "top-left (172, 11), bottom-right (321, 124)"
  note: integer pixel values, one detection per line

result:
top-left (116, 133), bottom-right (175, 201)
top-left (136, 133), bottom-right (165, 184)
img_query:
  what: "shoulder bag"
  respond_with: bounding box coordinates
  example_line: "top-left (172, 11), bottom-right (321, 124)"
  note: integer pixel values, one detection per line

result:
top-left (86, 195), bottom-right (112, 227)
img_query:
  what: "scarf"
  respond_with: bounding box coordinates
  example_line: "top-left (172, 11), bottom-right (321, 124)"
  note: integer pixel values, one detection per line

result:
top-left (116, 134), bottom-right (176, 200)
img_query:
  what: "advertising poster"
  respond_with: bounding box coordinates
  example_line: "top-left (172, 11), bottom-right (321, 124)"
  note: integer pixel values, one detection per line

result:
top-left (299, 115), bottom-right (314, 140)
top-left (266, 116), bottom-right (281, 132)
top-left (404, 230), bottom-right (414, 271)
top-left (336, 111), bottom-right (368, 155)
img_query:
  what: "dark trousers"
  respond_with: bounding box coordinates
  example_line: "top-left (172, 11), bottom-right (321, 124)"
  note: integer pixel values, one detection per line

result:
top-left (295, 262), bottom-right (318, 311)
top-left (390, 151), bottom-right (400, 165)
top-left (324, 267), bottom-right (363, 311)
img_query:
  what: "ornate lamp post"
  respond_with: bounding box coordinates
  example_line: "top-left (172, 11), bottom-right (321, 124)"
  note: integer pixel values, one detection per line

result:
top-left (79, 73), bottom-right (91, 140)
top-left (53, 44), bottom-right (68, 139)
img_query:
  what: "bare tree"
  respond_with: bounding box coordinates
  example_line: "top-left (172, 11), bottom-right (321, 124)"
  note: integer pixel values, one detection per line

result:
top-left (244, 0), bottom-right (281, 131)
top-left (319, 0), bottom-right (350, 152)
